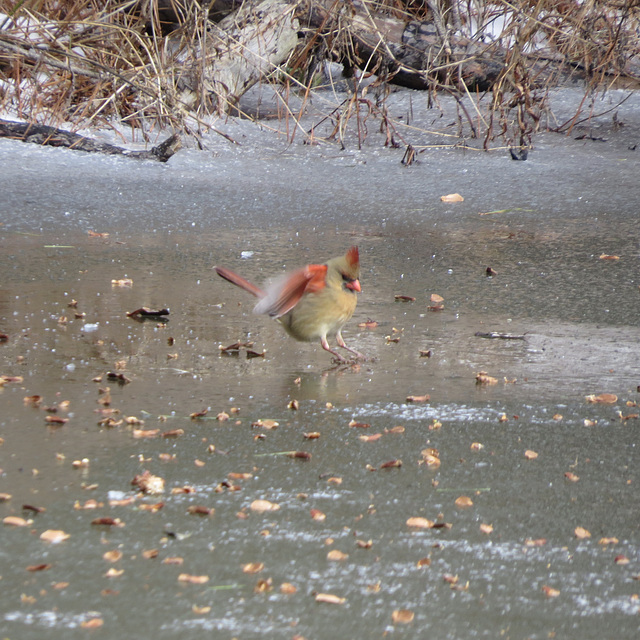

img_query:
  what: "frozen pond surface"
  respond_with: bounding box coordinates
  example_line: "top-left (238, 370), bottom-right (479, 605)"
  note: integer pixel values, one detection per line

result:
top-left (1, 87), bottom-right (639, 639)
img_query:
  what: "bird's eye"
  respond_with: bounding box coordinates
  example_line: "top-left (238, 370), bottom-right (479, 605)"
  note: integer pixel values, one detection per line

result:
top-left (341, 273), bottom-right (351, 282)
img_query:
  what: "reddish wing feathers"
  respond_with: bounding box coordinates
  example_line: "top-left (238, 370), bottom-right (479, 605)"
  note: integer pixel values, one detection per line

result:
top-left (214, 266), bottom-right (265, 298)
top-left (254, 264), bottom-right (328, 318)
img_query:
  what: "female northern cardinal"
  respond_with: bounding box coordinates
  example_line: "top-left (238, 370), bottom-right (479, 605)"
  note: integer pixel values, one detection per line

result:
top-left (215, 246), bottom-right (364, 362)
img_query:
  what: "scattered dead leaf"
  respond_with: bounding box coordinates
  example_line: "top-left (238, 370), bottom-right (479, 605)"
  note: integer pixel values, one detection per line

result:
top-left (392, 609), bottom-right (415, 624)
top-left (349, 420), bottom-right (371, 428)
top-left (406, 517), bottom-right (435, 529)
top-left (91, 517), bottom-right (124, 527)
top-left (315, 593), bottom-right (346, 605)
top-left (187, 505), bottom-right (214, 516)
top-left (599, 254), bottom-right (620, 260)
top-left (242, 562), bottom-right (265, 574)
top-left (103, 550), bottom-right (123, 563)
top-left (574, 526), bottom-right (591, 539)
top-left (310, 509), bottom-right (326, 521)
top-left (598, 537), bottom-right (619, 545)
top-left (585, 393), bottom-right (618, 404)
top-left (455, 496), bottom-right (473, 508)
top-left (112, 278), bottom-right (133, 287)
top-left (394, 295), bottom-right (416, 302)
top-left (126, 307), bottom-right (170, 318)
top-left (564, 472), bottom-right (580, 482)
top-left (81, 618), bottom-right (104, 629)
top-left (417, 557), bottom-right (431, 568)
top-left (524, 450), bottom-right (538, 460)
top-left (380, 459), bottom-right (402, 469)
top-left (280, 583), bottom-right (297, 594)
top-left (476, 371), bottom-right (498, 385)
top-left (303, 432), bottom-right (321, 439)
top-left (440, 193), bottom-right (464, 202)
top-left (250, 499), bottom-right (280, 513)
top-left (480, 523), bottom-right (494, 534)
top-left (542, 585), bottom-right (560, 598)
top-left (614, 555), bottom-right (630, 565)
top-left (359, 433), bottom-right (383, 443)
top-left (26, 563), bottom-right (52, 572)
top-left (406, 395), bottom-right (429, 403)
top-left (132, 470), bottom-right (165, 494)
top-left (327, 550), bottom-right (349, 561)
top-left (40, 529), bottom-right (70, 543)
top-left (252, 419), bottom-right (279, 429)
top-left (178, 574), bottom-right (209, 584)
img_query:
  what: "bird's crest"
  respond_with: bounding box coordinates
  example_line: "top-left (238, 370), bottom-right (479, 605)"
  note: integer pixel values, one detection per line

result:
top-left (346, 246), bottom-right (359, 267)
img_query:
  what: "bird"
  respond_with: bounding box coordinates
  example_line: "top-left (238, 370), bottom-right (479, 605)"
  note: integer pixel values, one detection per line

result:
top-left (215, 246), bottom-right (364, 363)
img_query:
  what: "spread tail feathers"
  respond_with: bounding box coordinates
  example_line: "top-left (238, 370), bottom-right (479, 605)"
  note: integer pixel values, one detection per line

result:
top-left (214, 266), bottom-right (265, 298)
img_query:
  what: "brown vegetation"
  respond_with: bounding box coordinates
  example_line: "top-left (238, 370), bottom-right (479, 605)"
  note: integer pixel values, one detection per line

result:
top-left (0, 1), bottom-right (638, 151)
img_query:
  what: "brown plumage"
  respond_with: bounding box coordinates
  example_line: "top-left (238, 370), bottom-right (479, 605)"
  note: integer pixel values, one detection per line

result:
top-left (215, 247), bottom-right (364, 362)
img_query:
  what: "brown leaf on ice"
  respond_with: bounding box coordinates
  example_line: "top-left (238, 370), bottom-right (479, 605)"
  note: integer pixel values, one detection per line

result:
top-left (132, 470), bottom-right (165, 494)
top-left (103, 550), bottom-right (123, 563)
top-left (358, 320), bottom-right (379, 329)
top-left (420, 448), bottom-right (441, 468)
top-left (349, 420), bottom-right (371, 428)
top-left (171, 486), bottom-right (196, 495)
top-left (81, 618), bottom-right (104, 629)
top-left (470, 442), bottom-right (484, 451)
top-left (163, 557), bottom-right (184, 565)
top-left (187, 505), bottom-right (214, 516)
top-left (310, 509), bottom-right (326, 521)
top-left (574, 526), bottom-right (591, 539)
top-left (395, 295), bottom-right (416, 302)
top-left (583, 419), bottom-right (597, 426)
top-left (112, 278), bottom-right (133, 287)
top-left (356, 539), bottom-right (373, 549)
top-left (252, 419), bottom-right (279, 429)
top-left (254, 578), bottom-right (273, 593)
top-left (26, 563), bottom-right (52, 572)
top-left (380, 459), bottom-right (402, 469)
top-left (189, 409), bottom-right (208, 419)
top-left (228, 472), bottom-right (252, 480)
top-left (288, 399), bottom-right (299, 410)
top-left (40, 529), bottom-right (70, 543)
top-left (614, 555), bottom-right (630, 565)
top-left (91, 517), bottom-right (124, 527)
top-left (524, 538), bottom-right (547, 547)
top-left (138, 502), bottom-right (164, 512)
top-left (303, 432), bottom-right (321, 439)
top-left (132, 429), bottom-right (160, 439)
top-left (142, 549), bottom-right (158, 560)
top-left (161, 429), bottom-right (184, 438)
top-left (242, 562), bottom-right (265, 574)
top-left (24, 395), bottom-right (42, 407)
top-left (88, 230), bottom-right (109, 238)
top-left (419, 349), bottom-right (432, 357)
top-left (440, 193), bottom-right (464, 202)
top-left (359, 433), bottom-right (383, 443)
top-left (406, 395), bottom-right (429, 403)
top-left (315, 593), bottom-right (346, 605)
top-left (542, 585), bottom-right (560, 598)
top-left (280, 583), bottom-right (297, 594)
top-left (287, 451), bottom-right (312, 460)
top-left (386, 425), bottom-right (405, 434)
top-left (599, 254), bottom-right (620, 260)
top-left (524, 450), bottom-right (538, 460)
top-left (406, 517), bottom-right (435, 529)
top-left (327, 477), bottom-right (342, 485)
top-left (564, 472), bottom-right (580, 482)
top-left (327, 550), bottom-right (349, 561)
top-left (104, 568), bottom-right (124, 578)
top-left (0, 375), bottom-right (24, 385)
top-left (178, 574), bottom-right (209, 584)
top-left (22, 504), bottom-right (45, 514)
top-left (585, 393), bottom-right (618, 404)
top-left (392, 609), bottom-right (415, 624)
top-left (455, 496), bottom-right (473, 508)
top-left (598, 537), bottom-right (619, 545)
top-left (476, 371), bottom-right (498, 385)
top-left (126, 307), bottom-right (170, 318)
top-left (250, 499), bottom-right (280, 513)
top-left (246, 349), bottom-right (266, 358)
top-left (416, 557), bottom-right (431, 568)
top-left (480, 523), bottom-right (494, 534)
top-left (45, 416), bottom-right (68, 425)
top-left (0, 493), bottom-right (12, 502)
top-left (0, 333), bottom-right (8, 342)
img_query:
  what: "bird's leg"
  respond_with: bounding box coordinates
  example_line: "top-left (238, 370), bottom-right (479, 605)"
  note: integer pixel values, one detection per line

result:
top-left (336, 331), bottom-right (366, 361)
top-left (320, 336), bottom-right (348, 363)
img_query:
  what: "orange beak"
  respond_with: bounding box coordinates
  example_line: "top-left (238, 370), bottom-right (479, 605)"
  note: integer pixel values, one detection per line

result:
top-left (346, 279), bottom-right (361, 293)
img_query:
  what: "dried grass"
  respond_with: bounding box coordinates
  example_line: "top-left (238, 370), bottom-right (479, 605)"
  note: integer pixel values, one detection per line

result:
top-left (0, 0), bottom-right (637, 150)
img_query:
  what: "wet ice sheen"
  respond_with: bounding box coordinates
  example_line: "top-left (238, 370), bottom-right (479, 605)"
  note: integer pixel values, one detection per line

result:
top-left (1, 88), bottom-right (639, 639)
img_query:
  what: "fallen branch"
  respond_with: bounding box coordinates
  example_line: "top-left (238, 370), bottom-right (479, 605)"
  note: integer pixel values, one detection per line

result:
top-left (0, 119), bottom-right (180, 162)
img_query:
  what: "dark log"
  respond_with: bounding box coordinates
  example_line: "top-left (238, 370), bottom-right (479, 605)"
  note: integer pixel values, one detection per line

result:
top-left (0, 119), bottom-right (180, 162)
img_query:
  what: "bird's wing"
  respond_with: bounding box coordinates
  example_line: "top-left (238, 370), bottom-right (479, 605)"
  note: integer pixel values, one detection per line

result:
top-left (254, 264), bottom-right (327, 318)
top-left (214, 266), bottom-right (265, 298)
